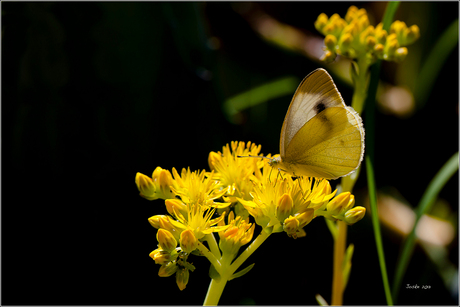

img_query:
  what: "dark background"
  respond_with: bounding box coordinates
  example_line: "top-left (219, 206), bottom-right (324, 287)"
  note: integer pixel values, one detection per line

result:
top-left (2, 2), bottom-right (458, 305)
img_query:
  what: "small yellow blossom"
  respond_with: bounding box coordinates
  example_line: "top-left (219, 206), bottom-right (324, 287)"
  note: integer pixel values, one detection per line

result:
top-left (315, 5), bottom-right (420, 64)
top-left (171, 168), bottom-right (230, 208)
top-left (208, 141), bottom-right (264, 201)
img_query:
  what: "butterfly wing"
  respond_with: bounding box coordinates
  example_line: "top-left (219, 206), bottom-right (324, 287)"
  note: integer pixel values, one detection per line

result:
top-left (280, 68), bottom-right (364, 179)
top-left (284, 106), bottom-right (364, 179)
top-left (280, 68), bottom-right (345, 157)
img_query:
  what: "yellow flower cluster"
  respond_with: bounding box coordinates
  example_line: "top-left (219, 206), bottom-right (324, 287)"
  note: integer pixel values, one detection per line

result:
top-left (315, 6), bottom-right (420, 63)
top-left (136, 141), bottom-right (366, 290)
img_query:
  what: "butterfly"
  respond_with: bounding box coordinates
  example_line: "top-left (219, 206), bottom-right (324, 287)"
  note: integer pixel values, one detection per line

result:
top-left (268, 68), bottom-right (365, 180)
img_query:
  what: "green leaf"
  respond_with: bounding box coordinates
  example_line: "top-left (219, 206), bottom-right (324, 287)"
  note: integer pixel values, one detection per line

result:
top-left (228, 263), bottom-right (255, 281)
top-left (223, 76), bottom-right (300, 124)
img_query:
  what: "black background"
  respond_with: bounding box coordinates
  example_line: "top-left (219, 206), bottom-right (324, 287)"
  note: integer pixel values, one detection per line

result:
top-left (2, 2), bottom-right (458, 305)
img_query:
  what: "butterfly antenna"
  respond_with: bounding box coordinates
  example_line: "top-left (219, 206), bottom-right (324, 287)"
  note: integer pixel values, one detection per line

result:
top-left (236, 154), bottom-right (272, 160)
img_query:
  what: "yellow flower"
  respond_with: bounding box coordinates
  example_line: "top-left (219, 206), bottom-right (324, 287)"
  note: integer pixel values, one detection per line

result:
top-left (135, 167), bottom-right (175, 200)
top-left (171, 167), bottom-right (230, 208)
top-left (315, 5), bottom-right (420, 64)
top-left (218, 211), bottom-right (255, 256)
top-left (174, 202), bottom-right (229, 240)
top-left (208, 141), bottom-right (264, 201)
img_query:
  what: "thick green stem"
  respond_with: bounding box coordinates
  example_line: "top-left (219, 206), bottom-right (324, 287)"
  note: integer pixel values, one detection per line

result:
top-left (203, 278), bottom-right (228, 306)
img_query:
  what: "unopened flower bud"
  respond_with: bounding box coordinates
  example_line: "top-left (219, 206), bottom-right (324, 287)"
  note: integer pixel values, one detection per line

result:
top-left (315, 13), bottom-right (329, 32)
top-left (180, 229), bottom-right (198, 254)
top-left (157, 229), bottom-right (177, 253)
top-left (148, 215), bottom-right (163, 229)
top-left (176, 268), bottom-right (189, 291)
top-left (344, 206), bottom-right (366, 225)
top-left (165, 199), bottom-right (188, 219)
top-left (135, 172), bottom-right (156, 200)
top-left (374, 43), bottom-right (384, 58)
top-left (325, 34), bottom-right (337, 51)
top-left (327, 192), bottom-right (351, 216)
top-left (149, 248), bottom-right (171, 265)
top-left (158, 261), bottom-right (178, 277)
top-left (283, 215), bottom-right (300, 236)
top-left (276, 193), bottom-right (294, 222)
top-left (296, 209), bottom-right (315, 228)
top-left (394, 47), bottom-right (408, 62)
top-left (343, 194), bottom-right (356, 212)
top-left (405, 25), bottom-right (420, 45)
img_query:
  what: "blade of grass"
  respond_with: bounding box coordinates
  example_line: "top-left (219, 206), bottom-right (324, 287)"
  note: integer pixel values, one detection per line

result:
top-left (392, 152), bottom-right (459, 301)
top-left (366, 156), bottom-right (394, 306)
top-left (364, 3), bottom-right (399, 305)
top-left (415, 19), bottom-right (459, 109)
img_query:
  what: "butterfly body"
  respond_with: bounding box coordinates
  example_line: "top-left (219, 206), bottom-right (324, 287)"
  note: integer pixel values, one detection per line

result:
top-left (269, 68), bottom-right (365, 180)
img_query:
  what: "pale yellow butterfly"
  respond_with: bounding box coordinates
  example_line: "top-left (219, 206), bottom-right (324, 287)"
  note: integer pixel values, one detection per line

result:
top-left (268, 68), bottom-right (365, 180)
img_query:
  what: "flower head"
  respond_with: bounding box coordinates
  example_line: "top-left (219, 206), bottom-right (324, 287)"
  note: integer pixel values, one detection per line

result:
top-left (238, 161), bottom-right (337, 236)
top-left (171, 168), bottom-right (230, 208)
top-left (315, 5), bottom-right (420, 63)
top-left (208, 141), bottom-right (264, 201)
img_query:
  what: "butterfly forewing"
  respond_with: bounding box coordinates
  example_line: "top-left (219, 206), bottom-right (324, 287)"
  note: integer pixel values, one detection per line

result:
top-left (280, 68), bottom-right (345, 157)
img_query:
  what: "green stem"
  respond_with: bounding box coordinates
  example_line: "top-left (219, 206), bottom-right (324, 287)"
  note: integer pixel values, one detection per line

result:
top-left (203, 278), bottom-right (228, 306)
top-left (205, 233), bottom-right (221, 258)
top-left (331, 221), bottom-right (347, 305)
top-left (351, 55), bottom-right (370, 115)
top-left (197, 242), bottom-right (222, 274)
top-left (202, 230), bottom-right (272, 305)
top-left (229, 229), bottom-right (271, 274)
